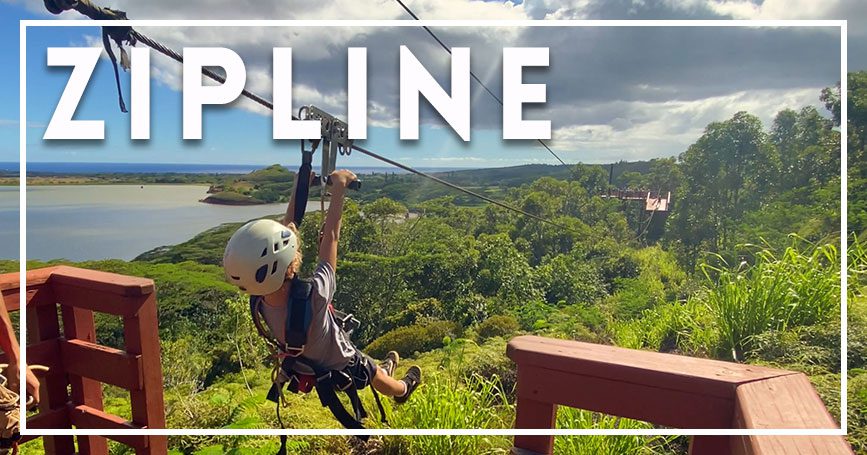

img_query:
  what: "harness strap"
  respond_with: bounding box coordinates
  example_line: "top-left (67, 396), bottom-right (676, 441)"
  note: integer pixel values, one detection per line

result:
top-left (371, 386), bottom-right (388, 425)
top-left (285, 278), bottom-right (313, 352)
top-left (249, 297), bottom-right (280, 352)
top-left (101, 28), bottom-right (128, 113)
top-left (276, 404), bottom-right (287, 455)
top-left (248, 277), bottom-right (315, 356)
top-left (293, 149), bottom-right (314, 227)
top-left (314, 378), bottom-right (369, 441)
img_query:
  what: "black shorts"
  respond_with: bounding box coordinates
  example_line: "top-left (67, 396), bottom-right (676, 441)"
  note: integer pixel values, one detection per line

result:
top-left (347, 350), bottom-right (378, 389)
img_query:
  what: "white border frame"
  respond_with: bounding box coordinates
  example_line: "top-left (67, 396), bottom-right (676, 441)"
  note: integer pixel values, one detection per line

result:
top-left (18, 19), bottom-right (848, 438)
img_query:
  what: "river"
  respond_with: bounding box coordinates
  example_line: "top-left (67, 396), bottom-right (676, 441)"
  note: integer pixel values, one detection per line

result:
top-left (0, 185), bottom-right (323, 261)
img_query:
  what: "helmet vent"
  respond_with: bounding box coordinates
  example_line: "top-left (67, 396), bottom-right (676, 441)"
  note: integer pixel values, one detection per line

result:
top-left (260, 248), bottom-right (267, 258)
top-left (230, 275), bottom-right (240, 280)
top-left (274, 242), bottom-right (279, 253)
top-left (271, 261), bottom-right (278, 275)
top-left (255, 264), bottom-right (269, 283)
top-left (283, 239), bottom-right (290, 246)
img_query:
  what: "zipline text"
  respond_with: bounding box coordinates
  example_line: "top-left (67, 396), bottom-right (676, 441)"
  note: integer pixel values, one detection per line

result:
top-left (42, 46), bottom-right (551, 142)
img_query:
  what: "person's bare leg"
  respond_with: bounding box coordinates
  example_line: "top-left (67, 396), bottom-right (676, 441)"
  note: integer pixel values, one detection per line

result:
top-left (371, 367), bottom-right (406, 397)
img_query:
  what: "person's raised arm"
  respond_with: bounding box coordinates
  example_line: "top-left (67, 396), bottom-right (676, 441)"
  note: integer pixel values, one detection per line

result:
top-left (318, 169), bottom-right (356, 271)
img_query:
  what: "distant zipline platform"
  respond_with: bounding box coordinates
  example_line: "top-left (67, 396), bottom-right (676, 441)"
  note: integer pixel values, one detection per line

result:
top-left (601, 189), bottom-right (672, 213)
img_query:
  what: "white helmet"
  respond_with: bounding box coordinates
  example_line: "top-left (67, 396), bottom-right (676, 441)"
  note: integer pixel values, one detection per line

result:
top-left (223, 219), bottom-right (298, 295)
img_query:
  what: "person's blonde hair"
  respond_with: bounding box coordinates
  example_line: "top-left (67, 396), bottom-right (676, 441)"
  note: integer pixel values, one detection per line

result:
top-left (286, 222), bottom-right (303, 277)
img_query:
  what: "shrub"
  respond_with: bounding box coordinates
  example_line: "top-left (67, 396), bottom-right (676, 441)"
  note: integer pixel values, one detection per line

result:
top-left (609, 275), bottom-right (666, 320)
top-left (383, 298), bottom-right (446, 332)
top-left (456, 338), bottom-right (518, 400)
top-left (748, 322), bottom-right (841, 373)
top-left (476, 315), bottom-right (520, 341)
top-left (536, 255), bottom-right (606, 306)
top-left (512, 300), bottom-right (556, 331)
top-left (541, 303), bottom-right (606, 343)
top-left (365, 320), bottom-right (459, 359)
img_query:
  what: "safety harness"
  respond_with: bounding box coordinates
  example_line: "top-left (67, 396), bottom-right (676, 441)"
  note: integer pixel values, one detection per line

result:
top-left (249, 279), bottom-right (386, 454)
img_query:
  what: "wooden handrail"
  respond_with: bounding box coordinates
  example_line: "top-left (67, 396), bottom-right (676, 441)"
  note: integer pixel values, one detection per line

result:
top-left (507, 335), bottom-right (851, 455)
top-left (1, 266), bottom-right (166, 455)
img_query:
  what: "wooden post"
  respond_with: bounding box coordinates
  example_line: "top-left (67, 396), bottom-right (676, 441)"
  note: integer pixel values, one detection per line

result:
top-left (123, 293), bottom-right (167, 454)
top-left (513, 365), bottom-right (557, 455)
top-left (514, 399), bottom-right (557, 455)
top-left (689, 436), bottom-right (731, 455)
top-left (30, 289), bottom-right (76, 455)
top-left (61, 305), bottom-right (109, 455)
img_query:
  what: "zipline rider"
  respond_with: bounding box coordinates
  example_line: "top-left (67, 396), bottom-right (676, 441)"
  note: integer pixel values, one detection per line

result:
top-left (223, 169), bottom-right (421, 444)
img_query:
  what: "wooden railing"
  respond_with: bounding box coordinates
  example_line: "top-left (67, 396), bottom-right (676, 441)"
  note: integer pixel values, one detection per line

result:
top-left (0, 266), bottom-right (167, 454)
top-left (507, 335), bottom-right (852, 455)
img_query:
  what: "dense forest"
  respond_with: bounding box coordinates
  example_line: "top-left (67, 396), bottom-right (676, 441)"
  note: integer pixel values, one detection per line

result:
top-left (4, 72), bottom-right (866, 454)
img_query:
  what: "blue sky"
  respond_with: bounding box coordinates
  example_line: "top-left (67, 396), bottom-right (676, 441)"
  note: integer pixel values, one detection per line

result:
top-left (0, 0), bottom-right (856, 168)
top-left (4, 11), bottom-right (503, 168)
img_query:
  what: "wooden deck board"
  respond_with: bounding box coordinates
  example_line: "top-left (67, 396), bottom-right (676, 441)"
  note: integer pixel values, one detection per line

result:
top-left (508, 336), bottom-right (791, 399)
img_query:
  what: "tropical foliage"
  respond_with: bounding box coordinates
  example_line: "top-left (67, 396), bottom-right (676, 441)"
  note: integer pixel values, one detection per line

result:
top-left (8, 73), bottom-right (867, 454)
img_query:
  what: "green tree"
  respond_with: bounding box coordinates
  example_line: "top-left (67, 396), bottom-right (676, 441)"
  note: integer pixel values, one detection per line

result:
top-left (570, 163), bottom-right (609, 194)
top-left (669, 111), bottom-right (780, 260)
top-left (475, 233), bottom-right (543, 310)
top-left (833, 72), bottom-right (867, 234)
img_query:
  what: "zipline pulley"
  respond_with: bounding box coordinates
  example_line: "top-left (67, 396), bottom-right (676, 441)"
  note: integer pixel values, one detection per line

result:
top-left (298, 105), bottom-right (361, 191)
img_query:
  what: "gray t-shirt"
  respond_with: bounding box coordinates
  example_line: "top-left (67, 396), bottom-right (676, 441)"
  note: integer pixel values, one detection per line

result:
top-left (257, 261), bottom-right (355, 374)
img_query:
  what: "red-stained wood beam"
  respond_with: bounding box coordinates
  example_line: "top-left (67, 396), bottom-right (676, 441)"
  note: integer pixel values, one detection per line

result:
top-left (123, 293), bottom-right (167, 455)
top-left (735, 374), bottom-right (838, 429)
top-left (29, 299), bottom-right (75, 454)
top-left (507, 336), bottom-right (792, 400)
top-left (2, 283), bottom-right (57, 313)
top-left (0, 338), bottom-right (62, 374)
top-left (689, 436), bottom-right (732, 455)
top-left (515, 364), bottom-right (734, 429)
top-left (61, 304), bottom-right (109, 455)
top-left (507, 336), bottom-right (853, 455)
top-left (3, 267), bottom-right (165, 455)
top-left (69, 403), bottom-right (142, 429)
top-left (69, 404), bottom-right (149, 449)
top-left (50, 283), bottom-right (151, 317)
top-left (25, 405), bottom-right (70, 430)
top-left (0, 267), bottom-right (59, 292)
top-left (60, 338), bottom-right (143, 390)
top-left (48, 266), bottom-right (154, 297)
top-left (732, 374), bottom-right (852, 454)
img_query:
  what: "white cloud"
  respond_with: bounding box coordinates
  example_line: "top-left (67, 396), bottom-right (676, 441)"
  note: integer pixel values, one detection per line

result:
top-left (547, 86), bottom-right (825, 162)
top-left (17, 0), bottom-right (848, 164)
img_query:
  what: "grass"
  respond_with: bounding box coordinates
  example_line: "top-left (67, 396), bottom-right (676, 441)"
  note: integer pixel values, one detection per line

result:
top-left (555, 407), bottom-right (675, 455)
top-left (379, 374), bottom-right (513, 454)
top-left (700, 241), bottom-right (840, 360)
